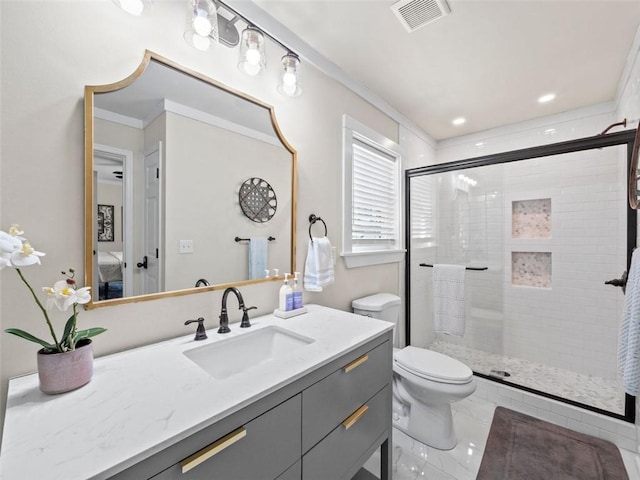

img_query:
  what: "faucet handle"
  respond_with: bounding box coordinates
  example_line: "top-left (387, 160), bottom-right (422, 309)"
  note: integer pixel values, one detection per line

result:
top-left (240, 306), bottom-right (257, 328)
top-left (185, 317), bottom-right (207, 341)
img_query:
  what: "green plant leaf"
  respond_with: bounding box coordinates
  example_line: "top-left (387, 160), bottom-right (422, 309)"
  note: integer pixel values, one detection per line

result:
top-left (4, 328), bottom-right (56, 350)
top-left (74, 328), bottom-right (107, 343)
top-left (60, 315), bottom-right (76, 347)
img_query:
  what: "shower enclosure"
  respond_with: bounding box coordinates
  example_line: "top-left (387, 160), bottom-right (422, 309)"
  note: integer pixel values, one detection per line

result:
top-left (405, 130), bottom-right (637, 421)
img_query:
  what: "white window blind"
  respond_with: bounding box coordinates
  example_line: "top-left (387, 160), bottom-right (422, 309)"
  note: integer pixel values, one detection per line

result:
top-left (352, 137), bottom-right (398, 245)
top-left (410, 175), bottom-right (435, 243)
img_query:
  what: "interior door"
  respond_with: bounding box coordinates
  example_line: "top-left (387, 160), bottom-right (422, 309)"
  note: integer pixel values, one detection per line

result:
top-left (141, 143), bottom-right (163, 294)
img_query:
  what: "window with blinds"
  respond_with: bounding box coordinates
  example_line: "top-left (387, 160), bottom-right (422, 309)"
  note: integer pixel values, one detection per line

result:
top-left (342, 115), bottom-right (404, 268)
top-left (352, 137), bottom-right (399, 245)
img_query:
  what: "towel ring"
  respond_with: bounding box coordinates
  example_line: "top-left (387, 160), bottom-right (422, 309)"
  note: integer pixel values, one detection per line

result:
top-left (308, 214), bottom-right (327, 242)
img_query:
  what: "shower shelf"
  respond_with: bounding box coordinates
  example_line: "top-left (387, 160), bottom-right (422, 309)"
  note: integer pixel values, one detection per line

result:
top-left (419, 264), bottom-right (488, 271)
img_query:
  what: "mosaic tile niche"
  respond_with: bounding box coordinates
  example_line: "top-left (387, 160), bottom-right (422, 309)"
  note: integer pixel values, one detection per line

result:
top-left (512, 252), bottom-right (552, 288)
top-left (512, 198), bottom-right (551, 238)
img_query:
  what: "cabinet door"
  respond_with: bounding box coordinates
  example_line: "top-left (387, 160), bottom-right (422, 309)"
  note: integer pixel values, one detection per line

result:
top-left (302, 341), bottom-right (391, 452)
top-left (151, 395), bottom-right (301, 480)
top-left (276, 460), bottom-right (301, 480)
top-left (302, 385), bottom-right (391, 480)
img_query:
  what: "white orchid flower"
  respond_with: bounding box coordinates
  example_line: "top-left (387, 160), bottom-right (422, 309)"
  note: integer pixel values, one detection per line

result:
top-left (0, 256), bottom-right (11, 270)
top-left (46, 280), bottom-right (91, 311)
top-left (8, 224), bottom-right (24, 236)
top-left (42, 286), bottom-right (59, 310)
top-left (10, 241), bottom-right (45, 267)
top-left (0, 231), bottom-right (22, 255)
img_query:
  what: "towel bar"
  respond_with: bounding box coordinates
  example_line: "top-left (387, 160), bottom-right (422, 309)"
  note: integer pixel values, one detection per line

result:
top-left (235, 236), bottom-right (275, 242)
top-left (419, 263), bottom-right (488, 271)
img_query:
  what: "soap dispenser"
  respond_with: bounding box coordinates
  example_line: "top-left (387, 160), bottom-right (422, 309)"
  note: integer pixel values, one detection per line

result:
top-left (279, 273), bottom-right (293, 312)
top-left (292, 272), bottom-right (303, 310)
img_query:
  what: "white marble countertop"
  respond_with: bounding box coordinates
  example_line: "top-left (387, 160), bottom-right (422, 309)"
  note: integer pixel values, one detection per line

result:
top-left (0, 305), bottom-right (392, 480)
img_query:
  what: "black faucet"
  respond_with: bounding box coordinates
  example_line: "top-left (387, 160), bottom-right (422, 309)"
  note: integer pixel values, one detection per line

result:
top-left (184, 317), bottom-right (207, 341)
top-left (195, 278), bottom-right (210, 287)
top-left (218, 287), bottom-right (257, 333)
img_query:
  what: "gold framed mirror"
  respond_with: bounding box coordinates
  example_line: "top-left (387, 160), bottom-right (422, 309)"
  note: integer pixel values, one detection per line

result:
top-left (84, 51), bottom-right (297, 309)
top-left (629, 123), bottom-right (640, 209)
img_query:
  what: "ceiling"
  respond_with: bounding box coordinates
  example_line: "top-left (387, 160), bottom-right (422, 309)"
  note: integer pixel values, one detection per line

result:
top-left (253, 0), bottom-right (640, 140)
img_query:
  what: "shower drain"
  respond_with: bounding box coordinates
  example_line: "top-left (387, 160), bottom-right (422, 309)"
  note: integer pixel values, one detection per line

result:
top-left (489, 369), bottom-right (511, 378)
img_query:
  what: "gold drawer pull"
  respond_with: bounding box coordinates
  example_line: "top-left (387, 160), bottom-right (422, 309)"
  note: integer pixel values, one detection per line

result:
top-left (181, 427), bottom-right (247, 474)
top-left (343, 354), bottom-right (368, 373)
top-left (342, 405), bottom-right (369, 430)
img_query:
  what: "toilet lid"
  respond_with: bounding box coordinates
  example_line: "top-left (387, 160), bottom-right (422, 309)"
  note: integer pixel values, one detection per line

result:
top-left (394, 346), bottom-right (473, 384)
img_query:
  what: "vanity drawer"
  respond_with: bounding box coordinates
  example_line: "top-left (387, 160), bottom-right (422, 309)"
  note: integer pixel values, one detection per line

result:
top-left (276, 460), bottom-right (301, 480)
top-left (302, 385), bottom-right (391, 480)
top-left (151, 395), bottom-right (301, 480)
top-left (302, 340), bottom-right (391, 452)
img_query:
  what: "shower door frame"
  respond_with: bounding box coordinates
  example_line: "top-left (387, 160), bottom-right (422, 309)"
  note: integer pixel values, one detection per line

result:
top-left (405, 129), bottom-right (637, 423)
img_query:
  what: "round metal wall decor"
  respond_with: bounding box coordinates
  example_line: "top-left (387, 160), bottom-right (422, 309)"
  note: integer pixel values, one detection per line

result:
top-left (238, 177), bottom-right (277, 223)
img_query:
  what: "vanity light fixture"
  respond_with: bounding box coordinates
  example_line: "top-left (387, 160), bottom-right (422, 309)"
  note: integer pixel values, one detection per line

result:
top-left (184, 0), bottom-right (218, 52)
top-left (113, 0), bottom-right (150, 16)
top-left (277, 53), bottom-right (302, 97)
top-left (238, 26), bottom-right (266, 76)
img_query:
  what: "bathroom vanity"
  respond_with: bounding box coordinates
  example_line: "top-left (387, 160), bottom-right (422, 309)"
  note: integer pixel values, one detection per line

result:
top-left (0, 305), bottom-right (393, 480)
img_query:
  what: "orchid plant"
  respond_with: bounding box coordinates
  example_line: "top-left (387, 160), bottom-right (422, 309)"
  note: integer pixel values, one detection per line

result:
top-left (1, 224), bottom-right (106, 353)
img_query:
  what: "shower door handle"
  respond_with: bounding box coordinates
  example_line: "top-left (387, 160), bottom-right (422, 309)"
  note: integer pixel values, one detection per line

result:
top-left (605, 271), bottom-right (627, 294)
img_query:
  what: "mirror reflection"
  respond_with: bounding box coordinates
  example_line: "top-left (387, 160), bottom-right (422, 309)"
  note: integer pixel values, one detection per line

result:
top-left (86, 51), bottom-right (295, 307)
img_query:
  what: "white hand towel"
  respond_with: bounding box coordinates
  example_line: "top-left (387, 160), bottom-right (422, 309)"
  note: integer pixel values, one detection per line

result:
top-left (303, 237), bottom-right (335, 292)
top-left (433, 264), bottom-right (466, 337)
top-left (248, 237), bottom-right (268, 280)
top-left (619, 249), bottom-right (640, 395)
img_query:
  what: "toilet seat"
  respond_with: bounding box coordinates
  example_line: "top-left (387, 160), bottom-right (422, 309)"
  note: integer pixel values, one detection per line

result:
top-left (394, 346), bottom-right (473, 384)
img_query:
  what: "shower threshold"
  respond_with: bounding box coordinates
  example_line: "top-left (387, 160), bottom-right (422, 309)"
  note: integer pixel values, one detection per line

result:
top-left (430, 340), bottom-right (625, 416)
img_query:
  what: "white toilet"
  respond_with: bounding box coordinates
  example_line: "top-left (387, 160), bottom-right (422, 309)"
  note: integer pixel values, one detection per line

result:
top-left (352, 293), bottom-right (476, 450)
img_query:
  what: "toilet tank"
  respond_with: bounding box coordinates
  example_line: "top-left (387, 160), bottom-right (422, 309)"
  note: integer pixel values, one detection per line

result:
top-left (352, 293), bottom-right (401, 324)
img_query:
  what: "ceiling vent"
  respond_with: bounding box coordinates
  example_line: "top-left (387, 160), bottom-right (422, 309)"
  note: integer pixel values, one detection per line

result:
top-left (391, 0), bottom-right (451, 33)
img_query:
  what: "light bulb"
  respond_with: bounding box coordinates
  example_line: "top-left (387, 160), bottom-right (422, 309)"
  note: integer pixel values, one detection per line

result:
top-left (242, 62), bottom-right (261, 76)
top-left (282, 71), bottom-right (297, 86)
top-left (190, 33), bottom-right (211, 51)
top-left (282, 83), bottom-right (297, 96)
top-left (118, 0), bottom-right (144, 15)
top-left (245, 48), bottom-right (261, 66)
top-left (192, 14), bottom-right (212, 36)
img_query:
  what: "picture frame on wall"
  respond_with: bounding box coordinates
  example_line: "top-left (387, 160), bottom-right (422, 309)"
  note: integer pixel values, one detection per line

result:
top-left (97, 204), bottom-right (114, 242)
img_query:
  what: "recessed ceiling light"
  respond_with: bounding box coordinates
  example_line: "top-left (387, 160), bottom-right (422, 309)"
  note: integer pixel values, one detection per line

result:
top-left (452, 117), bottom-right (466, 126)
top-left (538, 93), bottom-right (556, 104)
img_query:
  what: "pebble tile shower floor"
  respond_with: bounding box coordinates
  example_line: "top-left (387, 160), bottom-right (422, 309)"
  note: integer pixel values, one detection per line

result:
top-left (430, 340), bottom-right (624, 415)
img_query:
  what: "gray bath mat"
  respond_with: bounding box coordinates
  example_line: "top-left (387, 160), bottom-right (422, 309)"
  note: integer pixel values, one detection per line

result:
top-left (476, 407), bottom-right (628, 480)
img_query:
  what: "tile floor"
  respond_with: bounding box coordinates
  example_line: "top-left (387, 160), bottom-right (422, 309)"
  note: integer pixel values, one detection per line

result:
top-left (363, 395), bottom-right (640, 480)
top-left (430, 340), bottom-right (625, 415)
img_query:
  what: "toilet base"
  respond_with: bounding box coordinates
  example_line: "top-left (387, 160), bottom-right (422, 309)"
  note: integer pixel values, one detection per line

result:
top-left (393, 400), bottom-right (457, 450)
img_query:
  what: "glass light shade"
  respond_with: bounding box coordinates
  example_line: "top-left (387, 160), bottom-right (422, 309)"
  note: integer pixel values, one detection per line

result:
top-left (113, 0), bottom-right (150, 16)
top-left (184, 0), bottom-right (218, 51)
top-left (238, 26), bottom-right (266, 76)
top-left (277, 53), bottom-right (302, 97)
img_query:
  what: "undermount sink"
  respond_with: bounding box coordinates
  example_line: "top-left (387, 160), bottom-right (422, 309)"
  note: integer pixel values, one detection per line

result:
top-left (184, 326), bottom-right (315, 380)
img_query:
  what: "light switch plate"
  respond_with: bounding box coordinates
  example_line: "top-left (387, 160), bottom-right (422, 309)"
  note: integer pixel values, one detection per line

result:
top-left (179, 239), bottom-right (194, 254)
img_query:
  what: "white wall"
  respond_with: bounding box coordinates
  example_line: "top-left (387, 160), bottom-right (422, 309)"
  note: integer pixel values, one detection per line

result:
top-left (0, 0), bottom-right (402, 427)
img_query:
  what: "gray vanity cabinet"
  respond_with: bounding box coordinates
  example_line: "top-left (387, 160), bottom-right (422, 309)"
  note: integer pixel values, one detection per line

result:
top-left (109, 332), bottom-right (392, 480)
top-left (150, 395), bottom-right (301, 480)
